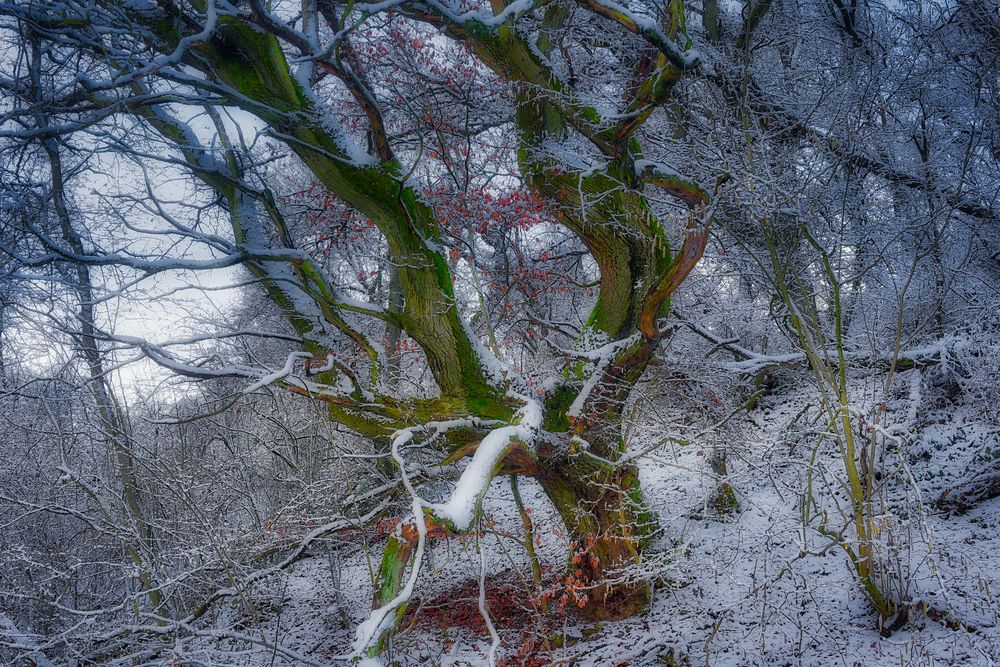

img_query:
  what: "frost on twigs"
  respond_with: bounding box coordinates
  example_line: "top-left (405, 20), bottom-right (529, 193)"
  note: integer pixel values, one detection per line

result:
top-left (5, 0), bottom-right (1000, 662)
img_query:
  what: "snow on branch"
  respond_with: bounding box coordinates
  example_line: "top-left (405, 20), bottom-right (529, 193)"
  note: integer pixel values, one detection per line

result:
top-left (431, 396), bottom-right (542, 530)
top-left (460, 314), bottom-right (513, 389)
top-left (677, 314), bottom-right (967, 375)
top-left (560, 333), bottom-right (642, 420)
top-left (573, 0), bottom-right (699, 69)
top-left (358, 0), bottom-right (541, 28)
top-left (350, 496), bottom-right (426, 662)
top-left (112, 334), bottom-right (369, 401)
top-left (350, 395), bottom-right (542, 659)
top-left (0, 614), bottom-right (56, 667)
top-left (242, 351), bottom-right (313, 394)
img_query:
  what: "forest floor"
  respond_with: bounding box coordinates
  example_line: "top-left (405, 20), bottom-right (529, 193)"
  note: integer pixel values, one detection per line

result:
top-left (201, 366), bottom-right (1000, 666)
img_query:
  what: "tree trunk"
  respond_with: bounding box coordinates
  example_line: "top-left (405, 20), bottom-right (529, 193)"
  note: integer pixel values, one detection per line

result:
top-left (385, 262), bottom-right (403, 386)
top-left (370, 454), bottom-right (655, 630)
top-left (536, 456), bottom-right (654, 618)
top-left (30, 35), bottom-right (164, 618)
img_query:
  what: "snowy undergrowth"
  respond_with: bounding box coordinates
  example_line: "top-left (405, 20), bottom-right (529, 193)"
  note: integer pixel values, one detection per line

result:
top-left (182, 367), bottom-right (1000, 666)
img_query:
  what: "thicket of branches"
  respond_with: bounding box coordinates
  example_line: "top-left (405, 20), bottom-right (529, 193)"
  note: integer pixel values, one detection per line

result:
top-left (1, 0), bottom-right (998, 664)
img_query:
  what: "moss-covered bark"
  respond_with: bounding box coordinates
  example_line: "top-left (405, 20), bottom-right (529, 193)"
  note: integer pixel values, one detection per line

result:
top-left (535, 455), bottom-right (656, 618)
top-left (177, 14), bottom-right (507, 411)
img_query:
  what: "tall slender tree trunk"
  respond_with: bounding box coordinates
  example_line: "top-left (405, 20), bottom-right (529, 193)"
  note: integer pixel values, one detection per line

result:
top-left (30, 35), bottom-right (164, 617)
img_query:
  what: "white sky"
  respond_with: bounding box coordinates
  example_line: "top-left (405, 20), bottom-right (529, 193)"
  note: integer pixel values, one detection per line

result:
top-left (6, 105), bottom-right (276, 402)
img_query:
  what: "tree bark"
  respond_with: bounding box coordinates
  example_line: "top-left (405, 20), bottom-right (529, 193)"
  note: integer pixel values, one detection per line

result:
top-left (536, 456), bottom-right (655, 618)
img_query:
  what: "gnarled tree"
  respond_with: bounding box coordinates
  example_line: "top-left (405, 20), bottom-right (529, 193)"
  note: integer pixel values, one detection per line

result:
top-left (5, 0), bottom-right (1000, 661)
top-left (5, 0), bottom-right (709, 648)
top-left (3, 0), bottom-right (713, 657)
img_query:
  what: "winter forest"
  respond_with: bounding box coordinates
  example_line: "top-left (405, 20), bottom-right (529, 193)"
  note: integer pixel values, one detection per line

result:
top-left (1, 0), bottom-right (999, 665)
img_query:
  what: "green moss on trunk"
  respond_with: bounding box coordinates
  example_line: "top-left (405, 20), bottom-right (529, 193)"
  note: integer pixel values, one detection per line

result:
top-left (536, 456), bottom-right (655, 619)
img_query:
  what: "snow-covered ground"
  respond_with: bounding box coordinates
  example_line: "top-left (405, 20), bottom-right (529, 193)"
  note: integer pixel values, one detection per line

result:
top-left (188, 366), bottom-right (1000, 666)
